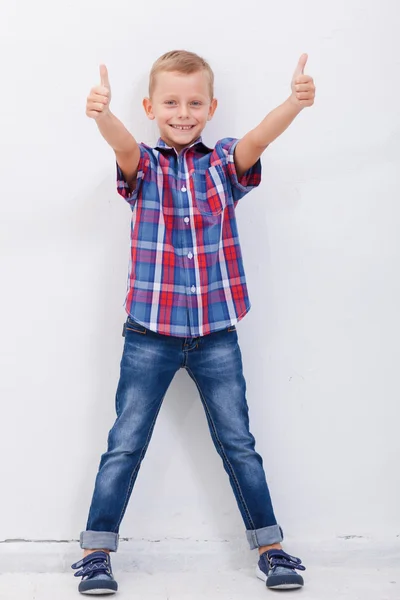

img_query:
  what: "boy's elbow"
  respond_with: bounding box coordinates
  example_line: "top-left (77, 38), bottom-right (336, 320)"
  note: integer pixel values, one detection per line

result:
top-left (235, 135), bottom-right (265, 177)
top-left (116, 146), bottom-right (141, 187)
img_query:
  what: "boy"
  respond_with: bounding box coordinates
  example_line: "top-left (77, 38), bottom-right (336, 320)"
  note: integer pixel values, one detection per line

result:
top-left (71, 50), bottom-right (315, 595)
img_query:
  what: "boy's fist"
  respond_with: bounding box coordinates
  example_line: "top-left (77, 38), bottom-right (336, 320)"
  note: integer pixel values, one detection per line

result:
top-left (86, 64), bottom-right (112, 120)
top-left (290, 54), bottom-right (315, 108)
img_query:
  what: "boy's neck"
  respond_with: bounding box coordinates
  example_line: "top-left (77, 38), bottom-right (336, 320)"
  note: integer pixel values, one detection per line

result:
top-left (158, 134), bottom-right (203, 154)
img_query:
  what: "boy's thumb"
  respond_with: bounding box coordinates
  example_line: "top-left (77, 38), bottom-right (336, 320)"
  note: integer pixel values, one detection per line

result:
top-left (293, 53), bottom-right (308, 78)
top-left (100, 64), bottom-right (110, 88)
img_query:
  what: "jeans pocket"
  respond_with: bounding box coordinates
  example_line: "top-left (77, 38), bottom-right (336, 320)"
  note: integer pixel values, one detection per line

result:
top-left (192, 164), bottom-right (227, 216)
top-left (123, 317), bottom-right (147, 336)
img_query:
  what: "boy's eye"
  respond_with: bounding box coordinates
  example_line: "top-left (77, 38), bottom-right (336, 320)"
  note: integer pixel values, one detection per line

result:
top-left (163, 100), bottom-right (202, 107)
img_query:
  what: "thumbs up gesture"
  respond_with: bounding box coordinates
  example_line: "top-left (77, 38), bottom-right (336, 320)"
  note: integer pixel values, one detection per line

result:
top-left (290, 54), bottom-right (315, 108)
top-left (86, 65), bottom-right (112, 120)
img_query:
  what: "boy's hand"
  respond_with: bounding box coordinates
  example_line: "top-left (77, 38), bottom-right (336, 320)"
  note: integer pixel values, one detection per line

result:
top-left (290, 54), bottom-right (315, 109)
top-left (234, 53), bottom-right (315, 175)
top-left (86, 64), bottom-right (112, 120)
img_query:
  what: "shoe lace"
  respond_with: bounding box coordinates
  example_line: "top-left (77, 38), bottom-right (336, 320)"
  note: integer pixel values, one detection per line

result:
top-left (71, 551), bottom-right (112, 579)
top-left (266, 549), bottom-right (306, 571)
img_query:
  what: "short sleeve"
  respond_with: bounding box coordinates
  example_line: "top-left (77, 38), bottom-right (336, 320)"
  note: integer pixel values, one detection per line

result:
top-left (116, 144), bottom-right (150, 207)
top-left (214, 137), bottom-right (262, 204)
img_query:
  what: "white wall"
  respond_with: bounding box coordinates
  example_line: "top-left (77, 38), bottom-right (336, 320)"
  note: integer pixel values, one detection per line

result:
top-left (1, 0), bottom-right (399, 546)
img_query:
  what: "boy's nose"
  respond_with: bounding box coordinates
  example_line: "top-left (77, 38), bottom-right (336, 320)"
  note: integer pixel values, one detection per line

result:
top-left (178, 106), bottom-right (190, 118)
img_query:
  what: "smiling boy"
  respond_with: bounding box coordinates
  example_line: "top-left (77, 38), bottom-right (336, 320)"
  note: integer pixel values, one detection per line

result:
top-left (71, 50), bottom-right (315, 595)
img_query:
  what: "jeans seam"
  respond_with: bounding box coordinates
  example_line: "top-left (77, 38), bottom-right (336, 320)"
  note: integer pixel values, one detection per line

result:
top-left (185, 366), bottom-right (255, 531)
top-left (252, 530), bottom-right (257, 547)
top-left (114, 394), bottom-right (166, 532)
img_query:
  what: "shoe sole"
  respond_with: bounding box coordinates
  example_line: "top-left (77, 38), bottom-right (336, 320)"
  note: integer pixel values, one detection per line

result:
top-left (256, 566), bottom-right (303, 589)
top-left (80, 590), bottom-right (116, 595)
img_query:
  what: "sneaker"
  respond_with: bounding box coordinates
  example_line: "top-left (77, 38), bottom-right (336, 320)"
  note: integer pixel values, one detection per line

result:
top-left (71, 550), bottom-right (118, 595)
top-left (256, 549), bottom-right (306, 590)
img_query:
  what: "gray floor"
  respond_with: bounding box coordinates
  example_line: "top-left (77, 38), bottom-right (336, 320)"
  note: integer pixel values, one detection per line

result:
top-left (1, 538), bottom-right (399, 599)
top-left (0, 567), bottom-right (399, 600)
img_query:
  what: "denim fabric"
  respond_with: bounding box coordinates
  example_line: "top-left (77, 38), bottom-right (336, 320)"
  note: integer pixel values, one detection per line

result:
top-left (80, 318), bottom-right (282, 551)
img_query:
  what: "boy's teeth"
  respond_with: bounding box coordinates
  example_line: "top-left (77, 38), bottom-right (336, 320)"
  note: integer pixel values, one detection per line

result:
top-left (172, 125), bottom-right (193, 130)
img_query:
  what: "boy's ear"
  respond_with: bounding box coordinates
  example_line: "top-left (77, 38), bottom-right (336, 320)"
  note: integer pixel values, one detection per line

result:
top-left (143, 97), bottom-right (155, 120)
top-left (208, 98), bottom-right (218, 121)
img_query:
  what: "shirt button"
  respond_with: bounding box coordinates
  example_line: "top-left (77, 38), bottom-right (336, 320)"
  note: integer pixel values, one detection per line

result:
top-left (181, 186), bottom-right (187, 192)
top-left (184, 217), bottom-right (190, 224)
top-left (188, 252), bottom-right (193, 259)
top-left (191, 285), bottom-right (196, 293)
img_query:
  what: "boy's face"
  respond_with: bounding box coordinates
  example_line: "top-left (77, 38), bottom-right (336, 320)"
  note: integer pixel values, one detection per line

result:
top-left (143, 70), bottom-right (217, 152)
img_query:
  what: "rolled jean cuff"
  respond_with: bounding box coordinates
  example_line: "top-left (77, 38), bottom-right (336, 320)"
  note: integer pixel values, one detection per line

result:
top-left (246, 524), bottom-right (283, 550)
top-left (80, 531), bottom-right (119, 552)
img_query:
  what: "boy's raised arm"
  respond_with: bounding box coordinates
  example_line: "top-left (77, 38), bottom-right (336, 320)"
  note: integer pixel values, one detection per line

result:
top-left (86, 65), bottom-right (141, 186)
top-left (234, 54), bottom-right (315, 178)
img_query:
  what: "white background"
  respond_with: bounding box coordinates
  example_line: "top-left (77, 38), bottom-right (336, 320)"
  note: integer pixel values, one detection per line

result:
top-left (0, 0), bottom-right (399, 546)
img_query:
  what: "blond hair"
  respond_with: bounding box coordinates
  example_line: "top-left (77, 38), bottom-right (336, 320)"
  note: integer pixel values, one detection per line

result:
top-left (149, 50), bottom-right (214, 98)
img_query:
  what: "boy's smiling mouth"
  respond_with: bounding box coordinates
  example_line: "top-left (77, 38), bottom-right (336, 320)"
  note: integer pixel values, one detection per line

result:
top-left (170, 125), bottom-right (195, 130)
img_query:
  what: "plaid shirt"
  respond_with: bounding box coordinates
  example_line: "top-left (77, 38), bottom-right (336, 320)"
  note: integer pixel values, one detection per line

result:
top-left (116, 137), bottom-right (261, 337)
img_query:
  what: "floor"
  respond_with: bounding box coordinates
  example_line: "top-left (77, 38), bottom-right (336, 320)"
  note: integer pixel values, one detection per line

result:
top-left (0, 566), bottom-right (399, 600)
top-left (1, 538), bottom-right (399, 599)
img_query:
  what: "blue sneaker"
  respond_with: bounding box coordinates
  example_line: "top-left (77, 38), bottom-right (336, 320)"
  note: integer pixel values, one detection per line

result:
top-left (71, 551), bottom-right (118, 595)
top-left (256, 549), bottom-right (306, 590)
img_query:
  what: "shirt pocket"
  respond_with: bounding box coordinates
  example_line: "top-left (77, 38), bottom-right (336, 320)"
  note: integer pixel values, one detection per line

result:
top-left (191, 164), bottom-right (227, 216)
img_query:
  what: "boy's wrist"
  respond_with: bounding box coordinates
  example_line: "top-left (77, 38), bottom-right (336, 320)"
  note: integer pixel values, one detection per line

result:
top-left (285, 95), bottom-right (304, 115)
top-left (96, 108), bottom-right (113, 124)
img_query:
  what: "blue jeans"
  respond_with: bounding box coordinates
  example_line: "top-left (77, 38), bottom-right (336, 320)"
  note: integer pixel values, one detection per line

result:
top-left (80, 317), bottom-right (283, 551)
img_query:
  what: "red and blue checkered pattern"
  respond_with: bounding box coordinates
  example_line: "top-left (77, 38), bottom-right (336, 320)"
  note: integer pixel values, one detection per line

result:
top-left (116, 137), bottom-right (261, 337)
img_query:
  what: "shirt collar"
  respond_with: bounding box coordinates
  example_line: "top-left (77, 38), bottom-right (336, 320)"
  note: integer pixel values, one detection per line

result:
top-left (154, 136), bottom-right (212, 153)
